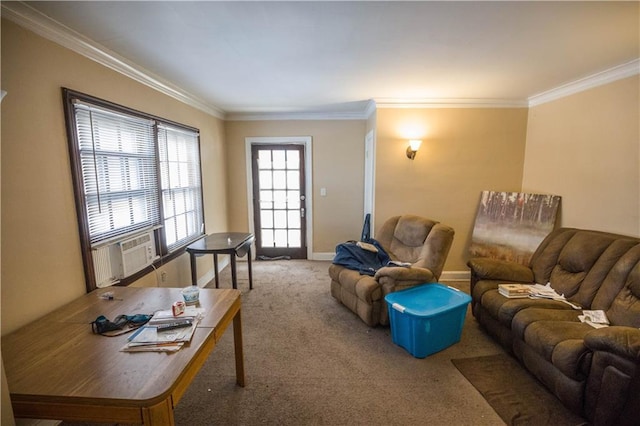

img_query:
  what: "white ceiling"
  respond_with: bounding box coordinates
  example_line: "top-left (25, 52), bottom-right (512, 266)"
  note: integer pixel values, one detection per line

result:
top-left (11, 1), bottom-right (640, 118)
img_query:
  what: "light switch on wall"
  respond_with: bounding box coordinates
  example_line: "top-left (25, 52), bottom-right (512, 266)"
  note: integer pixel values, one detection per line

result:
top-left (320, 187), bottom-right (327, 196)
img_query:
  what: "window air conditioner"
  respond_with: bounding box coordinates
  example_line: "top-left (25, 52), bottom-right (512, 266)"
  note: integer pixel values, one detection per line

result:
top-left (110, 230), bottom-right (157, 280)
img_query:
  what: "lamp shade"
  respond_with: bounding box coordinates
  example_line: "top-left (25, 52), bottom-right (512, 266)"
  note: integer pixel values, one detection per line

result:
top-left (409, 139), bottom-right (422, 151)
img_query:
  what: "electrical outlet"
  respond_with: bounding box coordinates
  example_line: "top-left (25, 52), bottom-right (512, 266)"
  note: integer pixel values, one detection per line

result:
top-left (161, 271), bottom-right (167, 282)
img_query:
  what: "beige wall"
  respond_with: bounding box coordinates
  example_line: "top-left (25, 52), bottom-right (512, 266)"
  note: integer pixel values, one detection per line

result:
top-left (523, 76), bottom-right (640, 237)
top-left (0, 22), bottom-right (14, 425)
top-left (1, 19), bottom-right (227, 335)
top-left (375, 108), bottom-right (529, 271)
top-left (224, 120), bottom-right (367, 253)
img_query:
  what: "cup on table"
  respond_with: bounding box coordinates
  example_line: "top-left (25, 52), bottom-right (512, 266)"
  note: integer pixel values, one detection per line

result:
top-left (181, 285), bottom-right (200, 305)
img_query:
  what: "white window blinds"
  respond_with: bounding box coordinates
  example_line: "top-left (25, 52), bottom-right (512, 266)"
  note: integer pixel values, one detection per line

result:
top-left (73, 101), bottom-right (160, 245)
top-left (158, 124), bottom-right (203, 252)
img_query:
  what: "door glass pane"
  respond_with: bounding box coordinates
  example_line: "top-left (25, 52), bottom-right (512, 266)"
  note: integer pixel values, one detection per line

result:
top-left (288, 211), bottom-right (300, 229)
top-left (274, 210), bottom-right (287, 228)
top-left (273, 190), bottom-right (287, 209)
top-left (260, 190), bottom-right (273, 201)
top-left (274, 229), bottom-right (287, 247)
top-left (258, 151), bottom-right (271, 169)
top-left (261, 229), bottom-right (274, 248)
top-left (287, 190), bottom-right (300, 209)
top-left (288, 230), bottom-right (301, 247)
top-left (286, 150), bottom-right (299, 169)
top-left (287, 171), bottom-right (299, 189)
top-left (272, 150), bottom-right (286, 169)
top-left (259, 170), bottom-right (272, 189)
top-left (273, 171), bottom-right (286, 189)
top-left (261, 210), bottom-right (273, 228)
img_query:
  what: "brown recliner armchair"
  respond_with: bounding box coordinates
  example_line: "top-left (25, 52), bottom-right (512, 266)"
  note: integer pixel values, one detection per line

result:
top-left (329, 215), bottom-right (455, 326)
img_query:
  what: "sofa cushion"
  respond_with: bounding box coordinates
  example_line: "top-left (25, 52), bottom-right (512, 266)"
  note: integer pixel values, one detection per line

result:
top-left (512, 308), bottom-right (582, 341)
top-left (569, 239), bottom-right (640, 309)
top-left (530, 228), bottom-right (578, 284)
top-left (550, 232), bottom-right (624, 299)
top-left (589, 244), bottom-right (640, 325)
top-left (523, 320), bottom-right (594, 380)
top-left (385, 216), bottom-right (436, 261)
top-left (605, 258), bottom-right (640, 327)
top-left (480, 287), bottom-right (572, 327)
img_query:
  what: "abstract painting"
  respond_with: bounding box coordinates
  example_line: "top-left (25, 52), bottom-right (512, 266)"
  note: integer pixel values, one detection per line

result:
top-left (470, 191), bottom-right (561, 265)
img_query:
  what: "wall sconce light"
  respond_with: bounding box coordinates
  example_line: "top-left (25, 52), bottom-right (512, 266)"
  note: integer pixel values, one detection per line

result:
top-left (406, 139), bottom-right (422, 160)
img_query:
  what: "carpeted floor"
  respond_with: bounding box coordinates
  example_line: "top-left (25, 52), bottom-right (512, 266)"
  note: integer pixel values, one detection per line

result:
top-left (55, 259), bottom-right (585, 426)
top-left (174, 259), bottom-right (508, 425)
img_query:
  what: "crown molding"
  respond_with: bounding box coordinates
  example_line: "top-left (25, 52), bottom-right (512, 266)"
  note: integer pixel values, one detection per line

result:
top-left (225, 112), bottom-right (366, 121)
top-left (528, 59), bottom-right (640, 107)
top-left (226, 107), bottom-right (373, 121)
top-left (2, 1), bottom-right (226, 119)
top-left (364, 99), bottom-right (377, 119)
top-left (374, 98), bottom-right (528, 108)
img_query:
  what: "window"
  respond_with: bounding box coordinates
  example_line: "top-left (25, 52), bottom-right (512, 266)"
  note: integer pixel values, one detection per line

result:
top-left (158, 124), bottom-right (203, 252)
top-left (64, 89), bottom-right (204, 291)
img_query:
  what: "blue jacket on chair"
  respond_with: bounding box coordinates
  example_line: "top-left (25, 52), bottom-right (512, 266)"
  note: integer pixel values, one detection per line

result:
top-left (332, 239), bottom-right (390, 276)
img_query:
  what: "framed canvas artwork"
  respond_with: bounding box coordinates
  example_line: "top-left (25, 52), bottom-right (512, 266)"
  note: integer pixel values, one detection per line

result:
top-left (470, 191), bottom-right (561, 265)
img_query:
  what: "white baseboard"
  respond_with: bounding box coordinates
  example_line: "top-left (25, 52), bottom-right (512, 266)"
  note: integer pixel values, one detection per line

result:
top-left (439, 270), bottom-right (471, 281)
top-left (312, 252), bottom-right (335, 261)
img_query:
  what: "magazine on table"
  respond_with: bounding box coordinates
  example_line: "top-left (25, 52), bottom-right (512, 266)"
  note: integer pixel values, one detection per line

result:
top-left (120, 306), bottom-right (206, 352)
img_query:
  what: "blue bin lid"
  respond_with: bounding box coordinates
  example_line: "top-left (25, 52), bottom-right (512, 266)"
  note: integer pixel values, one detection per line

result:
top-left (384, 283), bottom-right (471, 317)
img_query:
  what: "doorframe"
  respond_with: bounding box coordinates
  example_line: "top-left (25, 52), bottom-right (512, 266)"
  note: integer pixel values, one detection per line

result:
top-left (245, 136), bottom-right (313, 260)
top-left (363, 129), bottom-right (376, 237)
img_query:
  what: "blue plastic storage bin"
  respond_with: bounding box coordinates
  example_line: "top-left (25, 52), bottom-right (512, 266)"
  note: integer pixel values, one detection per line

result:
top-left (384, 283), bottom-right (472, 358)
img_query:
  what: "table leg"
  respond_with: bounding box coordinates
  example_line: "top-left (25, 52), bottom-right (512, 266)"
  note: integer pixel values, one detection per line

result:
top-left (189, 252), bottom-right (197, 286)
top-left (233, 309), bottom-right (245, 387)
top-left (213, 253), bottom-right (219, 288)
top-left (142, 397), bottom-right (175, 425)
top-left (247, 246), bottom-right (253, 290)
top-left (230, 253), bottom-right (238, 289)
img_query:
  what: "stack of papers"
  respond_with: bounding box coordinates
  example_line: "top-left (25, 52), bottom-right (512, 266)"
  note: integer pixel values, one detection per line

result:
top-left (528, 283), bottom-right (581, 309)
top-left (579, 310), bottom-right (610, 329)
top-left (528, 283), bottom-right (562, 299)
top-left (121, 306), bottom-right (206, 352)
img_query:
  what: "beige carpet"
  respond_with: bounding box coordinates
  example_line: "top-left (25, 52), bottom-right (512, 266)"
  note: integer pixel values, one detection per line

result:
top-left (173, 259), bottom-right (507, 425)
top-left (60, 259), bottom-right (582, 425)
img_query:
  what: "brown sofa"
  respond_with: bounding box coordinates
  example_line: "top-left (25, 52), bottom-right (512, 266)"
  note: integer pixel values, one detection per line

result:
top-left (330, 215), bottom-right (454, 326)
top-left (468, 227), bottom-right (640, 425)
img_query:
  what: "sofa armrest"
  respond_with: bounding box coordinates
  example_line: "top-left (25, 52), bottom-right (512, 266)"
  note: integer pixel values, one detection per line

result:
top-left (374, 266), bottom-right (435, 283)
top-left (584, 326), bottom-right (640, 361)
top-left (467, 257), bottom-right (534, 283)
top-left (374, 266), bottom-right (437, 326)
top-left (583, 326), bottom-right (640, 424)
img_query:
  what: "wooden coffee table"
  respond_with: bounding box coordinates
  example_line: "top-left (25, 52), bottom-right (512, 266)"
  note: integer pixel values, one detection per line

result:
top-left (2, 286), bottom-right (245, 425)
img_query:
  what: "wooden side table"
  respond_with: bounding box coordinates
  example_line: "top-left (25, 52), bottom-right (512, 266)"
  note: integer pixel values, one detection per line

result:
top-left (186, 232), bottom-right (255, 289)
